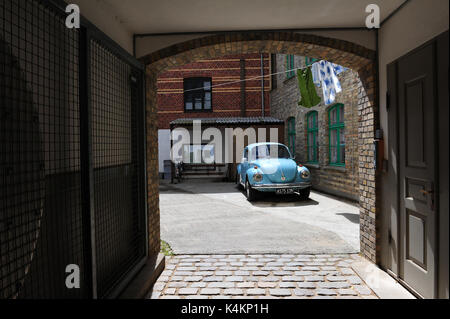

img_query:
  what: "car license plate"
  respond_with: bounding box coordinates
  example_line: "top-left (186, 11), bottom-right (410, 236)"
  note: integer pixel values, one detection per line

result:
top-left (276, 188), bottom-right (294, 195)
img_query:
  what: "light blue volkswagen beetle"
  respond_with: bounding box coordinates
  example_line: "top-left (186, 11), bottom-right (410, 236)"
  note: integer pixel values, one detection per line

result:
top-left (236, 142), bottom-right (312, 201)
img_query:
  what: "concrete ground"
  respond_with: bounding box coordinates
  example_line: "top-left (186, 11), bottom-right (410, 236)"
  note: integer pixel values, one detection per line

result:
top-left (159, 180), bottom-right (360, 254)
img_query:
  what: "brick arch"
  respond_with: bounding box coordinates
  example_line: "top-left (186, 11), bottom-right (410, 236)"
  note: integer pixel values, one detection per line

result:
top-left (143, 32), bottom-right (379, 263)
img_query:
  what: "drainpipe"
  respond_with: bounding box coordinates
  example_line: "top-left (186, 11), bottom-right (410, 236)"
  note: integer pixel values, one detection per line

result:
top-left (260, 54), bottom-right (265, 117)
top-left (240, 59), bottom-right (246, 117)
top-left (170, 123), bottom-right (174, 184)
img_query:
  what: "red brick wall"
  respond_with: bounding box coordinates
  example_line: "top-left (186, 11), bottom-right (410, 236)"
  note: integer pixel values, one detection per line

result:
top-left (157, 53), bottom-right (271, 129)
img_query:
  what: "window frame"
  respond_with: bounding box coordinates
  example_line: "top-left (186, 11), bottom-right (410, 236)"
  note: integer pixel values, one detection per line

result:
top-left (286, 55), bottom-right (295, 79)
top-left (287, 117), bottom-right (296, 155)
top-left (328, 103), bottom-right (345, 167)
top-left (305, 57), bottom-right (319, 66)
top-left (306, 111), bottom-right (319, 164)
top-left (183, 77), bottom-right (212, 112)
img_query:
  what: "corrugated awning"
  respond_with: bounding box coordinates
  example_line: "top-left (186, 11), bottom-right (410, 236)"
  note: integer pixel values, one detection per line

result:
top-left (170, 117), bottom-right (284, 126)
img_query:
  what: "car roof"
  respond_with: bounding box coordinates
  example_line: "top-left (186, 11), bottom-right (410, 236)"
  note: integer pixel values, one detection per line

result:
top-left (246, 142), bottom-right (287, 150)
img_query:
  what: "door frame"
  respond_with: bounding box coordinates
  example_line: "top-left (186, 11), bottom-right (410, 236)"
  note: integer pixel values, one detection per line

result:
top-left (385, 31), bottom-right (448, 299)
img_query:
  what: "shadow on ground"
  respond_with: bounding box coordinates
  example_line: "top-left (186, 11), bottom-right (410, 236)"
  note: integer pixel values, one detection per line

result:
top-left (161, 180), bottom-right (319, 208)
top-left (336, 212), bottom-right (360, 224)
top-left (243, 190), bottom-right (320, 208)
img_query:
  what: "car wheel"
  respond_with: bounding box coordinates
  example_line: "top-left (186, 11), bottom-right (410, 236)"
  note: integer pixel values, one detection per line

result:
top-left (236, 173), bottom-right (243, 189)
top-left (298, 187), bottom-right (311, 201)
top-left (245, 179), bottom-right (258, 201)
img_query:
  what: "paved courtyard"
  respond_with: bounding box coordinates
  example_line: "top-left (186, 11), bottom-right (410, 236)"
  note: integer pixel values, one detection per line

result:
top-left (160, 181), bottom-right (360, 254)
top-left (148, 254), bottom-right (378, 299)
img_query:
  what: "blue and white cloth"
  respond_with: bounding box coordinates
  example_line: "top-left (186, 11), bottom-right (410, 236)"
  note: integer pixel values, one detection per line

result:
top-left (311, 60), bottom-right (347, 105)
top-left (311, 62), bottom-right (321, 87)
top-left (332, 63), bottom-right (346, 75)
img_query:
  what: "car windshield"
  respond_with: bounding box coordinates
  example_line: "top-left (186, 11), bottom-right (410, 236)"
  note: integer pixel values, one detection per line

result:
top-left (253, 144), bottom-right (292, 159)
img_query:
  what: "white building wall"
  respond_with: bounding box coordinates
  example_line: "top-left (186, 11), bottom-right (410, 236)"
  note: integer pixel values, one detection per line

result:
top-left (158, 129), bottom-right (171, 173)
top-left (378, 0), bottom-right (449, 158)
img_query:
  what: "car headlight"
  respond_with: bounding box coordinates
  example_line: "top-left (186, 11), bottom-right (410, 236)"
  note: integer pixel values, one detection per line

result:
top-left (301, 170), bottom-right (310, 179)
top-left (253, 173), bottom-right (263, 182)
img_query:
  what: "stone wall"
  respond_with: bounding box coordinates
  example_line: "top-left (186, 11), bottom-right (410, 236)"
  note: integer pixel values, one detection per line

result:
top-left (270, 55), bottom-right (360, 201)
top-left (141, 32), bottom-right (378, 263)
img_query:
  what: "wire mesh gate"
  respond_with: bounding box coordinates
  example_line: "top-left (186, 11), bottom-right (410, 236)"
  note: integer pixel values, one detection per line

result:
top-left (0, 0), bottom-right (147, 298)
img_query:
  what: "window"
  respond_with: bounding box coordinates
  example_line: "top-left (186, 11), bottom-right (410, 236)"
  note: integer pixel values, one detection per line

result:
top-left (287, 117), bottom-right (296, 155)
top-left (328, 103), bottom-right (345, 166)
top-left (243, 148), bottom-right (248, 161)
top-left (305, 57), bottom-right (318, 66)
top-left (306, 111), bottom-right (318, 163)
top-left (183, 77), bottom-right (212, 111)
top-left (286, 55), bottom-right (295, 79)
top-left (252, 144), bottom-right (292, 160)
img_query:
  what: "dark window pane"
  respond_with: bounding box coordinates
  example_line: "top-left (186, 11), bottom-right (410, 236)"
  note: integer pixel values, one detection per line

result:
top-left (330, 129), bottom-right (338, 163)
top-left (195, 98), bottom-right (202, 109)
top-left (331, 147), bottom-right (338, 163)
top-left (330, 129), bottom-right (337, 147)
top-left (308, 112), bottom-right (317, 129)
top-left (330, 108), bottom-right (337, 125)
top-left (339, 146), bottom-right (345, 164)
top-left (184, 77), bottom-right (212, 111)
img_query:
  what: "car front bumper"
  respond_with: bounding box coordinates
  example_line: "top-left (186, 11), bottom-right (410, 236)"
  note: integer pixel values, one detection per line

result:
top-left (251, 181), bottom-right (312, 190)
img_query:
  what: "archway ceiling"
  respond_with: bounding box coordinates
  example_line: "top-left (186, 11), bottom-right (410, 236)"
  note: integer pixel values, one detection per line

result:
top-left (95, 0), bottom-right (406, 34)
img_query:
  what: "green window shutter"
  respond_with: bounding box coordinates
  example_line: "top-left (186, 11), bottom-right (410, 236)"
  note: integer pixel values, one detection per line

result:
top-left (305, 57), bottom-right (319, 66)
top-left (307, 111), bottom-right (318, 163)
top-left (328, 104), bottom-right (345, 166)
top-left (286, 55), bottom-right (295, 79)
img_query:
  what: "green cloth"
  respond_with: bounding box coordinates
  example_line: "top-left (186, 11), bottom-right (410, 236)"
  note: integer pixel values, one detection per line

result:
top-left (297, 67), bottom-right (321, 108)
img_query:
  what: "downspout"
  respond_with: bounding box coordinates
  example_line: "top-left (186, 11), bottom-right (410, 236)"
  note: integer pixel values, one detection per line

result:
top-left (170, 123), bottom-right (174, 184)
top-left (240, 59), bottom-right (246, 116)
top-left (260, 54), bottom-right (265, 117)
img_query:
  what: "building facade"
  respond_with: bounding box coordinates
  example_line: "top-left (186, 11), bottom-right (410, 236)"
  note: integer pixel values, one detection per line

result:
top-left (270, 54), bottom-right (361, 201)
top-left (157, 53), bottom-right (271, 176)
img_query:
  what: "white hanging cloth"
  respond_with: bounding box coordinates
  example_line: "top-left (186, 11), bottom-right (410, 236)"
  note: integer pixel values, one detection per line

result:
top-left (312, 60), bottom-right (347, 105)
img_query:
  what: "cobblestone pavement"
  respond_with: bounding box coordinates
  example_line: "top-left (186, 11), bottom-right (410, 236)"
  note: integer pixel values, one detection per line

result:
top-left (148, 254), bottom-right (378, 299)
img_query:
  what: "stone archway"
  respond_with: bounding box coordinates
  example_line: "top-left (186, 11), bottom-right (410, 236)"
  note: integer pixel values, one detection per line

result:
top-left (141, 32), bottom-right (378, 263)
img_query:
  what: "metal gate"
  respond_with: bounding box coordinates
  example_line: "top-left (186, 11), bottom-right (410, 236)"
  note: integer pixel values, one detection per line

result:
top-left (0, 0), bottom-right (147, 298)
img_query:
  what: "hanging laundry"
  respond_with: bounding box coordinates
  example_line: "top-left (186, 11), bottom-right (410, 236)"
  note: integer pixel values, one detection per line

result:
top-left (311, 62), bottom-right (321, 87)
top-left (316, 60), bottom-right (342, 105)
top-left (312, 61), bottom-right (347, 84)
top-left (297, 67), bottom-right (321, 108)
top-left (332, 63), bottom-right (347, 75)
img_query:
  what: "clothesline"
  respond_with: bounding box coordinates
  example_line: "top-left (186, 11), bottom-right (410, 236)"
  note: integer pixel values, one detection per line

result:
top-left (182, 63), bottom-right (320, 93)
